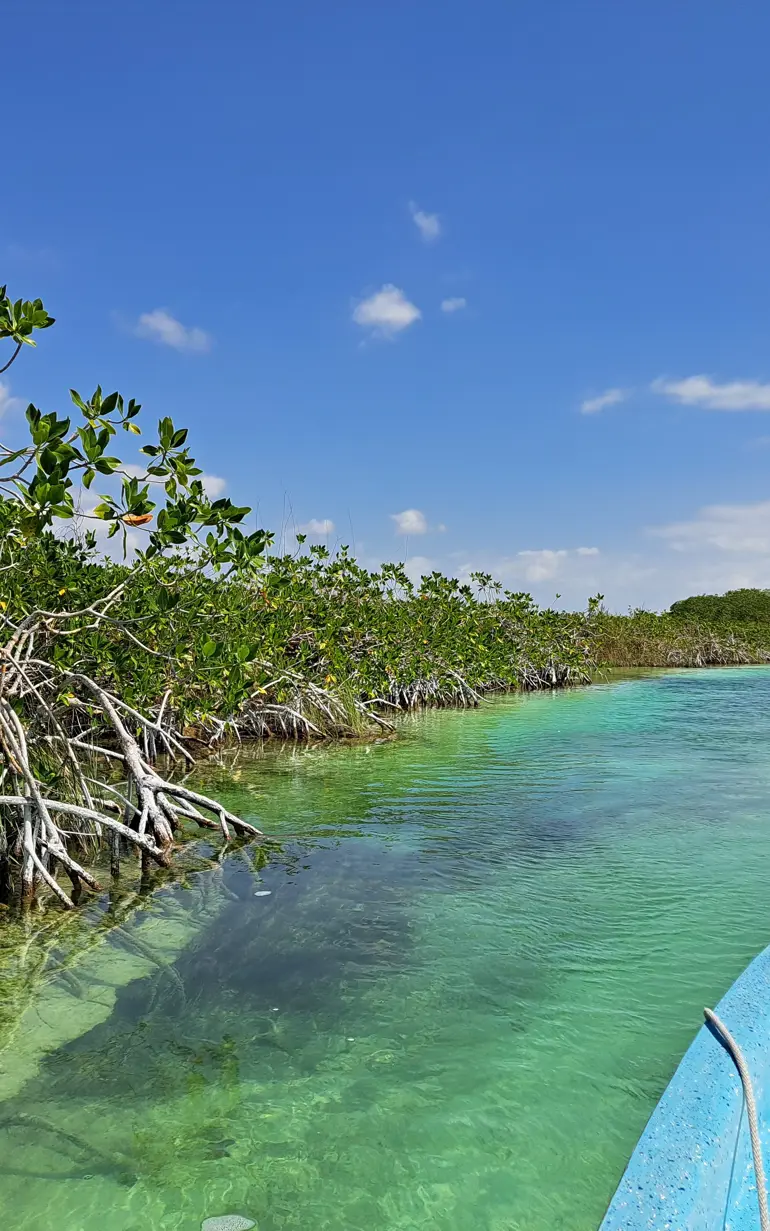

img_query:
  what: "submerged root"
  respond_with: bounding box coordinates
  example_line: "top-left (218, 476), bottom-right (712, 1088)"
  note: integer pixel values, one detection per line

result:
top-left (0, 1113), bottom-right (136, 1184)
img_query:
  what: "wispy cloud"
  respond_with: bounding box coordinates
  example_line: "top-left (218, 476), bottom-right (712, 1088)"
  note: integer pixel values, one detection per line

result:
top-left (353, 285), bottom-right (421, 339)
top-left (404, 555), bottom-right (437, 582)
top-left (440, 297), bottom-right (466, 314)
top-left (135, 309), bottom-right (212, 354)
top-left (298, 518), bottom-right (335, 535)
top-left (200, 473), bottom-right (227, 498)
top-left (450, 546), bottom-right (654, 610)
top-left (517, 549), bottom-right (568, 581)
top-left (454, 546), bottom-right (604, 590)
top-left (409, 202), bottom-right (441, 243)
top-left (0, 381), bottom-right (22, 418)
top-left (391, 508), bottom-right (428, 535)
top-left (652, 375), bottom-right (770, 411)
top-left (580, 388), bottom-right (627, 415)
top-left (652, 499), bottom-right (770, 554)
top-left (446, 493), bottom-right (770, 610)
top-left (4, 242), bottom-right (60, 270)
top-left (120, 463), bottom-right (153, 481)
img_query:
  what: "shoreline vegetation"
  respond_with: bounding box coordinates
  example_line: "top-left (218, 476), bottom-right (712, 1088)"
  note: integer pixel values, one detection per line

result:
top-left (594, 605), bottom-right (770, 670)
top-left (1, 284), bottom-right (770, 913)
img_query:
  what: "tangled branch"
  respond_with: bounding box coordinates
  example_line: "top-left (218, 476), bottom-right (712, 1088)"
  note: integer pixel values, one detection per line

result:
top-left (0, 614), bottom-right (265, 909)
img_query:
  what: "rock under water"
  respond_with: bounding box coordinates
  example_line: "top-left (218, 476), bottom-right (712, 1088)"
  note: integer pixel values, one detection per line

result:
top-left (201, 1217), bottom-right (256, 1231)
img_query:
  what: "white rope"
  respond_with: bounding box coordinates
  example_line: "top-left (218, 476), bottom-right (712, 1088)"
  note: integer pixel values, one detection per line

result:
top-left (704, 1006), bottom-right (770, 1231)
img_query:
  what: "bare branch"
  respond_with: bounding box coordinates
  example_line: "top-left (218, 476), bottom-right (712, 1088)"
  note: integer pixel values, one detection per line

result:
top-left (0, 340), bottom-right (22, 374)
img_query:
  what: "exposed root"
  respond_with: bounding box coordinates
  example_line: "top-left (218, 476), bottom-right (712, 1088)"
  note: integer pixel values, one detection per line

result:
top-left (0, 646), bottom-right (267, 910)
top-left (593, 618), bottom-right (770, 669)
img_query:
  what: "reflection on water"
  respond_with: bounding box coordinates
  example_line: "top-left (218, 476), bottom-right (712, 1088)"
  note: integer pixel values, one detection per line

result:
top-left (2, 669), bottom-right (770, 1229)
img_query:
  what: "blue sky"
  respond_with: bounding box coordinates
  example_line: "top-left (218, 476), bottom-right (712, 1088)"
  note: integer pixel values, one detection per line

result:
top-left (5, 1), bottom-right (770, 609)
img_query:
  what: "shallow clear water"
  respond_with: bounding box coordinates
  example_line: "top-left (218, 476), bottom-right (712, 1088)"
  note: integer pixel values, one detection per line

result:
top-left (3, 669), bottom-right (770, 1230)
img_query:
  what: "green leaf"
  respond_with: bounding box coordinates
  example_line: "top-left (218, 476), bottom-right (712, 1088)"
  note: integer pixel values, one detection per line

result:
top-left (0, 447), bottom-right (28, 469)
top-left (157, 589), bottom-right (180, 612)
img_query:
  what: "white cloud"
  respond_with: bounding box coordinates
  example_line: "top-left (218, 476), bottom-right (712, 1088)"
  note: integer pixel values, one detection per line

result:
top-left (652, 500), bottom-right (770, 554)
top-left (451, 546), bottom-right (603, 589)
top-left (517, 549), bottom-right (568, 582)
top-left (441, 297), bottom-right (467, 314)
top-left (135, 309), bottom-right (212, 354)
top-left (409, 202), bottom-right (441, 243)
top-left (0, 381), bottom-right (22, 417)
top-left (580, 388), bottom-right (627, 415)
top-left (404, 555), bottom-right (437, 582)
top-left (298, 518), bottom-right (335, 535)
top-left (438, 497), bottom-right (770, 610)
top-left (652, 375), bottom-right (770, 411)
top-left (201, 473), bottom-right (227, 499)
top-left (121, 463), bottom-right (150, 480)
top-left (391, 508), bottom-right (428, 535)
top-left (452, 548), bottom-right (653, 609)
top-left (353, 285), bottom-right (421, 338)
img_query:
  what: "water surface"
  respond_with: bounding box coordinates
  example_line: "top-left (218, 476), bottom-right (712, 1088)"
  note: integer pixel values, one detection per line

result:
top-left (3, 668), bottom-right (770, 1230)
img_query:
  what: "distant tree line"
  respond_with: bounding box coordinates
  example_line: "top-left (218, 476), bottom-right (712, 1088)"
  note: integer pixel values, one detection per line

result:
top-left (669, 588), bottom-right (770, 623)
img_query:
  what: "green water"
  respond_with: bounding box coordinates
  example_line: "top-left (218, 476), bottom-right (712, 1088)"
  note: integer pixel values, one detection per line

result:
top-left (3, 668), bottom-right (770, 1231)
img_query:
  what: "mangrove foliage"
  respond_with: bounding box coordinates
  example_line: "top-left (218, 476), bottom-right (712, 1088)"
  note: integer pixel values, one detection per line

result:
top-left (0, 283), bottom-right (595, 910)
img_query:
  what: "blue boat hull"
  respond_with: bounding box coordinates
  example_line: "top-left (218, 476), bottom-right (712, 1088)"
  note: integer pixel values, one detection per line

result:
top-left (600, 944), bottom-right (770, 1230)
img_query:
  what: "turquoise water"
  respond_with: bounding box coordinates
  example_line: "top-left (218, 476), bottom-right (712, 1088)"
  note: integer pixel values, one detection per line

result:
top-left (3, 669), bottom-right (770, 1230)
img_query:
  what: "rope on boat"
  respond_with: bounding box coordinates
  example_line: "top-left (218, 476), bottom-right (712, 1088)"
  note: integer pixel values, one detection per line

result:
top-left (704, 1007), bottom-right (770, 1231)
